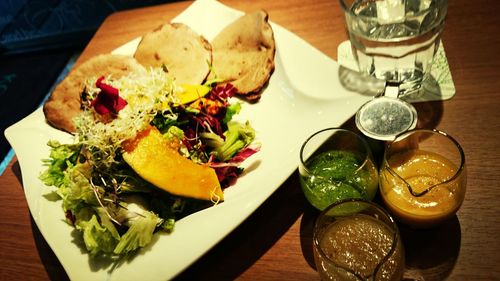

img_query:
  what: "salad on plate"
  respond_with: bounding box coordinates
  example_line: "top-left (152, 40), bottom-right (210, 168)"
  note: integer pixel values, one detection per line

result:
top-left (39, 67), bottom-right (259, 257)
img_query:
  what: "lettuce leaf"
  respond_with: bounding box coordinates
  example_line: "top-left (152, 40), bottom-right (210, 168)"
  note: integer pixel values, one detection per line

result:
top-left (39, 141), bottom-right (82, 187)
top-left (113, 211), bottom-right (159, 254)
top-left (74, 207), bottom-right (120, 255)
top-left (56, 163), bottom-right (99, 212)
top-left (113, 198), bottom-right (162, 255)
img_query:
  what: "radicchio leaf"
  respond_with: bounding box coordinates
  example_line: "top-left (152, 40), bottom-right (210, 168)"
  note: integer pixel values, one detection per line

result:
top-left (91, 76), bottom-right (127, 115)
top-left (208, 84), bottom-right (236, 104)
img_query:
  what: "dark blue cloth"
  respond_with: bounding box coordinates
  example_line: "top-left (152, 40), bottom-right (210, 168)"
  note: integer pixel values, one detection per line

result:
top-left (0, 0), bottom-right (174, 54)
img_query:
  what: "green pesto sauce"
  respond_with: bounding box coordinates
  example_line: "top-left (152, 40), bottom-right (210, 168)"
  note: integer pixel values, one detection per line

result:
top-left (301, 150), bottom-right (378, 211)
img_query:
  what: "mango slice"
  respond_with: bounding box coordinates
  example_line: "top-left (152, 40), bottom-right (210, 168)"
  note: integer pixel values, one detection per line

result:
top-left (178, 84), bottom-right (211, 104)
top-left (122, 126), bottom-right (223, 201)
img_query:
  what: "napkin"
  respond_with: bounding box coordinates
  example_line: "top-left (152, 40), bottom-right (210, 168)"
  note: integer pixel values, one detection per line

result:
top-left (337, 40), bottom-right (456, 103)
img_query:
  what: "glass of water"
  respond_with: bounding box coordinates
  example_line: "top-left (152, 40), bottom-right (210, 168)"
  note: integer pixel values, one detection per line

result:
top-left (339, 0), bottom-right (448, 96)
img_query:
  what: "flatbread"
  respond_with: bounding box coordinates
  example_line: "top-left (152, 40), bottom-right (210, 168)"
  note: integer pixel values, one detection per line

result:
top-left (134, 22), bottom-right (212, 85)
top-left (209, 10), bottom-right (275, 101)
top-left (43, 54), bottom-right (146, 133)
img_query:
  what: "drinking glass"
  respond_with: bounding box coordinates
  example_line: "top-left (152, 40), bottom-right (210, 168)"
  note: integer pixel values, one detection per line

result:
top-left (299, 128), bottom-right (378, 211)
top-left (339, 0), bottom-right (448, 96)
top-left (379, 129), bottom-right (466, 228)
top-left (313, 199), bottom-right (405, 281)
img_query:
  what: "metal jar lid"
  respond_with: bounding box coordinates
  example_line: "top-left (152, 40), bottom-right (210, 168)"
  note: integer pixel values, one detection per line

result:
top-left (355, 83), bottom-right (418, 141)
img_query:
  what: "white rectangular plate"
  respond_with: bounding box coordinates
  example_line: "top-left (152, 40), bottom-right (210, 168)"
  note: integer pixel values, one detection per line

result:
top-left (4, 0), bottom-right (370, 280)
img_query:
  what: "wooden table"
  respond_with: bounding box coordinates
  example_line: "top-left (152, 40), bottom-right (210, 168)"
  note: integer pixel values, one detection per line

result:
top-left (1, 0), bottom-right (499, 280)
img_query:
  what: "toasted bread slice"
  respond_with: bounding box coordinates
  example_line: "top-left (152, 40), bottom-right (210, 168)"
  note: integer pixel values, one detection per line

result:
top-left (209, 10), bottom-right (275, 101)
top-left (134, 23), bottom-right (212, 85)
top-left (43, 54), bottom-right (146, 133)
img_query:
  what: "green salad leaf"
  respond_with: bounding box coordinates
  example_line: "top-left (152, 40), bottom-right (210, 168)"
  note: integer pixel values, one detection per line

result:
top-left (39, 141), bottom-right (82, 187)
top-left (75, 207), bottom-right (120, 255)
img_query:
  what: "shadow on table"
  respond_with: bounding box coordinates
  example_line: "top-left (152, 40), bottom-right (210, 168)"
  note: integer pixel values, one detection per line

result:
top-left (401, 217), bottom-right (461, 281)
top-left (413, 100), bottom-right (444, 130)
top-left (31, 216), bottom-right (71, 281)
top-left (299, 201), bottom-right (319, 269)
top-left (11, 161), bottom-right (70, 280)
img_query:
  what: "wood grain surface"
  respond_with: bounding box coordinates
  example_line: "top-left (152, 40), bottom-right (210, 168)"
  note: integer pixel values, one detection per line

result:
top-left (1, 0), bottom-right (499, 280)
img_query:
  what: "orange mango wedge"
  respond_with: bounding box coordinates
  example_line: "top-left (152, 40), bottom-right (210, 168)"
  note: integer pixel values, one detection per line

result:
top-left (122, 126), bottom-right (223, 201)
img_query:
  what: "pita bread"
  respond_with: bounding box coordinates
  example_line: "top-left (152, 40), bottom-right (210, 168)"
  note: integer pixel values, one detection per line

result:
top-left (134, 23), bottom-right (212, 85)
top-left (43, 54), bottom-right (146, 133)
top-left (209, 10), bottom-right (275, 101)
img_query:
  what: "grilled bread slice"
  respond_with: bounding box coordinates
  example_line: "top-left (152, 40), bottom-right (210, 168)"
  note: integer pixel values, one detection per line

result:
top-left (209, 10), bottom-right (275, 101)
top-left (134, 22), bottom-right (212, 85)
top-left (43, 54), bottom-right (146, 133)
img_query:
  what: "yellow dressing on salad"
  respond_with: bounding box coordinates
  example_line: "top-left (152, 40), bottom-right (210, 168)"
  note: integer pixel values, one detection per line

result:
top-left (178, 84), bottom-right (211, 104)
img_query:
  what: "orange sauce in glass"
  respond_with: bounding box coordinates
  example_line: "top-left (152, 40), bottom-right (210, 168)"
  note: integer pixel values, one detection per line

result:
top-left (380, 150), bottom-right (464, 227)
